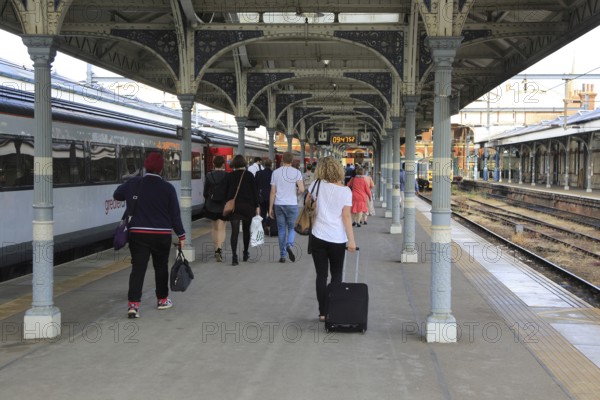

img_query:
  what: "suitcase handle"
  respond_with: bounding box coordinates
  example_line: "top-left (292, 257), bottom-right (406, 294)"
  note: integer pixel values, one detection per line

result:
top-left (342, 248), bottom-right (361, 283)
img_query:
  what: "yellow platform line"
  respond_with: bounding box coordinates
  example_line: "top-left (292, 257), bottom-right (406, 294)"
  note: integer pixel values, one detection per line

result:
top-left (417, 212), bottom-right (600, 400)
top-left (0, 225), bottom-right (210, 322)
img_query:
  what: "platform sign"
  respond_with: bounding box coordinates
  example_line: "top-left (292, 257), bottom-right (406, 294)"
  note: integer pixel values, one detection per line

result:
top-left (358, 131), bottom-right (372, 145)
top-left (331, 134), bottom-right (356, 145)
top-left (317, 130), bottom-right (330, 144)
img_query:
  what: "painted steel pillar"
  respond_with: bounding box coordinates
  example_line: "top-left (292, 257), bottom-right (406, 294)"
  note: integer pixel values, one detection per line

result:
top-left (380, 137), bottom-right (388, 204)
top-left (494, 150), bottom-right (500, 181)
top-left (508, 150), bottom-right (512, 183)
top-left (300, 140), bottom-right (306, 171)
top-left (178, 94), bottom-right (195, 261)
top-left (235, 117), bottom-right (246, 155)
top-left (267, 127), bottom-right (276, 161)
top-left (425, 36), bottom-right (462, 343)
top-left (531, 144), bottom-right (536, 186)
top-left (586, 144), bottom-right (592, 193)
top-left (22, 36), bottom-right (61, 339)
top-left (518, 145), bottom-right (523, 184)
top-left (473, 150), bottom-right (478, 180)
top-left (483, 146), bottom-right (488, 181)
top-left (402, 96), bottom-right (420, 263)
top-left (564, 138), bottom-right (570, 190)
top-left (390, 117), bottom-right (402, 233)
top-left (385, 133), bottom-right (393, 218)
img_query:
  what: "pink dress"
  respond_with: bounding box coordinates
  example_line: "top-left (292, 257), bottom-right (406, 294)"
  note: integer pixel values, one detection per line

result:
top-left (348, 176), bottom-right (371, 213)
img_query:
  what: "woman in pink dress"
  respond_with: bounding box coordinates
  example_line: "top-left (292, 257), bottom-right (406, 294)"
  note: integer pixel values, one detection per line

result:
top-left (347, 167), bottom-right (372, 227)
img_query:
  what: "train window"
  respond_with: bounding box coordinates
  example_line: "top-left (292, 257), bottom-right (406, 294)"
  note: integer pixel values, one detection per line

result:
top-left (164, 150), bottom-right (181, 181)
top-left (0, 137), bottom-right (34, 188)
top-left (120, 146), bottom-right (144, 180)
top-left (192, 151), bottom-right (202, 179)
top-left (89, 143), bottom-right (118, 183)
top-left (53, 140), bottom-right (85, 185)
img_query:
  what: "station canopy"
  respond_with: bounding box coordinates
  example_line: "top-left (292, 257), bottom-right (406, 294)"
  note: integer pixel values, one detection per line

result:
top-left (1, 1), bottom-right (599, 149)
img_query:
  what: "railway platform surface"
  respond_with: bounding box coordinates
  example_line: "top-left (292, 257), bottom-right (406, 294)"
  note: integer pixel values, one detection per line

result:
top-left (1, 198), bottom-right (600, 400)
top-left (466, 178), bottom-right (600, 201)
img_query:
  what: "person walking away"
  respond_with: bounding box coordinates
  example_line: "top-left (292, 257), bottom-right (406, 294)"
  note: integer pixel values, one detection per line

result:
top-left (360, 169), bottom-right (375, 225)
top-left (247, 157), bottom-right (264, 176)
top-left (255, 159), bottom-right (273, 230)
top-left (113, 152), bottom-right (185, 319)
top-left (347, 167), bottom-right (372, 227)
top-left (269, 152), bottom-right (304, 263)
top-left (307, 156), bottom-right (356, 321)
top-left (302, 163), bottom-right (316, 202)
top-left (203, 155), bottom-right (228, 262)
top-left (225, 155), bottom-right (260, 266)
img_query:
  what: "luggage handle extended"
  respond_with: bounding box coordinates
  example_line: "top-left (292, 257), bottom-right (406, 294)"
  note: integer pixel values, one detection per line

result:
top-left (342, 247), bottom-right (361, 283)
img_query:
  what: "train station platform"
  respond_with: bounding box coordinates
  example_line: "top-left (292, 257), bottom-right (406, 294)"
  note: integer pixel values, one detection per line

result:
top-left (1, 198), bottom-right (600, 400)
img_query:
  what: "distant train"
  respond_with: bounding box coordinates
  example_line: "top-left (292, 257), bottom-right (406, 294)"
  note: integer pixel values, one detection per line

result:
top-left (416, 157), bottom-right (453, 190)
top-left (0, 82), bottom-right (270, 279)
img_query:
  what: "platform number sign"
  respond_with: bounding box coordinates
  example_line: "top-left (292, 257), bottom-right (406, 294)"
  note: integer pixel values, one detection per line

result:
top-left (358, 131), bottom-right (372, 145)
top-left (317, 131), bottom-right (330, 144)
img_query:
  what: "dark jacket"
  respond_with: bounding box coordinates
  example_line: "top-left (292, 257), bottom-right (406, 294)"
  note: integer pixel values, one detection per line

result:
top-left (113, 173), bottom-right (185, 240)
top-left (225, 169), bottom-right (259, 220)
top-left (254, 167), bottom-right (273, 204)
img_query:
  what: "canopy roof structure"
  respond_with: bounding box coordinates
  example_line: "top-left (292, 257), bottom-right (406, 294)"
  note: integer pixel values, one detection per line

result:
top-left (1, 1), bottom-right (599, 148)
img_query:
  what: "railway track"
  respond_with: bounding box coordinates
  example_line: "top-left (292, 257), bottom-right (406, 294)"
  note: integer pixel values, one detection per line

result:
top-left (418, 192), bottom-right (600, 301)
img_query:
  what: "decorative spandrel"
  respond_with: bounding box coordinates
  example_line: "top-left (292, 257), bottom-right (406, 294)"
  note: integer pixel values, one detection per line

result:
top-left (247, 72), bottom-right (294, 104)
top-left (419, 31), bottom-right (432, 82)
top-left (305, 116), bottom-right (329, 132)
top-left (343, 72), bottom-right (392, 104)
top-left (252, 93), bottom-right (268, 119)
top-left (462, 30), bottom-right (492, 43)
top-left (195, 30), bottom-right (263, 77)
top-left (294, 107), bottom-right (322, 128)
top-left (276, 94), bottom-right (311, 118)
top-left (334, 31), bottom-right (403, 76)
top-left (111, 29), bottom-right (180, 78)
top-left (355, 107), bottom-right (383, 128)
top-left (203, 73), bottom-right (237, 106)
top-left (351, 94), bottom-right (387, 113)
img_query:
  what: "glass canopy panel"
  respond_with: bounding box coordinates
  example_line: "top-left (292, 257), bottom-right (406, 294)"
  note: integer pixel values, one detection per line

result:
top-left (238, 12), bottom-right (399, 24)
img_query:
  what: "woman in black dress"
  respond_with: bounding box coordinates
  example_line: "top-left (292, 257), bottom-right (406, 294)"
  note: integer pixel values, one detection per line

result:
top-left (203, 155), bottom-right (228, 262)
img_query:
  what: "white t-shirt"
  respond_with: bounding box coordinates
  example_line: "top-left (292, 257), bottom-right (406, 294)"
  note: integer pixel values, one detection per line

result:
top-left (247, 163), bottom-right (263, 176)
top-left (271, 166), bottom-right (303, 205)
top-left (309, 180), bottom-right (352, 244)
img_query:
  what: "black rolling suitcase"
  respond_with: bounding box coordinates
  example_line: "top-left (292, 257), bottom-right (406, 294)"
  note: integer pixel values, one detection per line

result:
top-left (325, 248), bottom-right (369, 333)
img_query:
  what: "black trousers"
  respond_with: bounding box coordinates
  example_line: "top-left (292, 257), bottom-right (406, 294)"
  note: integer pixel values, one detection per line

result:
top-left (127, 233), bottom-right (172, 302)
top-left (230, 217), bottom-right (251, 256)
top-left (310, 234), bottom-right (346, 315)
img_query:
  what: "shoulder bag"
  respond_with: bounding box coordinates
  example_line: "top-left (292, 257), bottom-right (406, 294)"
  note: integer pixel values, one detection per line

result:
top-left (113, 178), bottom-right (143, 250)
top-left (223, 171), bottom-right (244, 216)
top-left (294, 179), bottom-right (321, 236)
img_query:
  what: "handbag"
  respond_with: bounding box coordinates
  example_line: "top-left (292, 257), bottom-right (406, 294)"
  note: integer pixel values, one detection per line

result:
top-left (295, 179), bottom-right (321, 236)
top-left (223, 171), bottom-right (245, 217)
top-left (170, 248), bottom-right (194, 292)
top-left (113, 179), bottom-right (143, 250)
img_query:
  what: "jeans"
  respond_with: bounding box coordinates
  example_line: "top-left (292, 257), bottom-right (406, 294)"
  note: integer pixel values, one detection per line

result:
top-left (310, 234), bottom-right (346, 315)
top-left (274, 205), bottom-right (298, 257)
top-left (128, 233), bottom-right (172, 302)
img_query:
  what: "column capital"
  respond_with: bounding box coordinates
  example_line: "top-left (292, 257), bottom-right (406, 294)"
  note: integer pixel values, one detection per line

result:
top-left (403, 95), bottom-right (420, 111)
top-left (22, 36), bottom-right (57, 65)
top-left (425, 36), bottom-right (463, 67)
top-left (234, 116), bottom-right (247, 127)
top-left (390, 116), bottom-right (402, 130)
top-left (177, 94), bottom-right (195, 110)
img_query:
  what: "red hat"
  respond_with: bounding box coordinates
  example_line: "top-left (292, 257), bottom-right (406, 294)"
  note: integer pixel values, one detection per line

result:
top-left (144, 152), bottom-right (164, 174)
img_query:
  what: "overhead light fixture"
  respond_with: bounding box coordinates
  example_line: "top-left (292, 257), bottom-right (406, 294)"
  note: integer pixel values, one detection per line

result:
top-left (322, 59), bottom-right (330, 66)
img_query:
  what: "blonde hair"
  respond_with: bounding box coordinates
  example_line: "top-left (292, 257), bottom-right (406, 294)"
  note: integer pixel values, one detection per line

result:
top-left (315, 156), bottom-right (344, 183)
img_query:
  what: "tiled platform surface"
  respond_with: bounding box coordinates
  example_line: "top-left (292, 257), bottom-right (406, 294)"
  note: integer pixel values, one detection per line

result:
top-left (1, 198), bottom-right (599, 400)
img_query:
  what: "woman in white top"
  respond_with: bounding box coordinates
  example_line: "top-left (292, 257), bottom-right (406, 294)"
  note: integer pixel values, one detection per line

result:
top-left (306, 156), bottom-right (357, 322)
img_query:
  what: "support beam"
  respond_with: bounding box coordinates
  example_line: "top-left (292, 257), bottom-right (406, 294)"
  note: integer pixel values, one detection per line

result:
top-left (402, 96), bottom-right (420, 263)
top-left (390, 117), bottom-right (402, 234)
top-left (235, 116), bottom-right (247, 155)
top-left (385, 133), bottom-right (393, 218)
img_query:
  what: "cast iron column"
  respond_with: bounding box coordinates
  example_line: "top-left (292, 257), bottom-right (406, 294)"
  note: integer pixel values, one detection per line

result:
top-left (425, 36), bottom-right (462, 343)
top-left (390, 117), bottom-right (402, 233)
top-left (22, 36), bottom-right (61, 339)
top-left (385, 133), bottom-right (393, 218)
top-left (402, 96), bottom-right (420, 262)
top-left (235, 116), bottom-right (246, 155)
top-left (178, 94), bottom-right (195, 261)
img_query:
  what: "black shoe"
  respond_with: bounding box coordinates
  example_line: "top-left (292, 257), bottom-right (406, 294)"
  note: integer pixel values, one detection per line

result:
top-left (243, 251), bottom-right (249, 262)
top-left (232, 255), bottom-right (239, 266)
top-left (356, 223), bottom-right (361, 227)
top-left (286, 246), bottom-right (295, 262)
top-left (279, 257), bottom-right (286, 263)
top-left (215, 248), bottom-right (223, 262)
top-left (352, 222), bottom-right (356, 227)
top-left (362, 221), bottom-right (367, 225)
